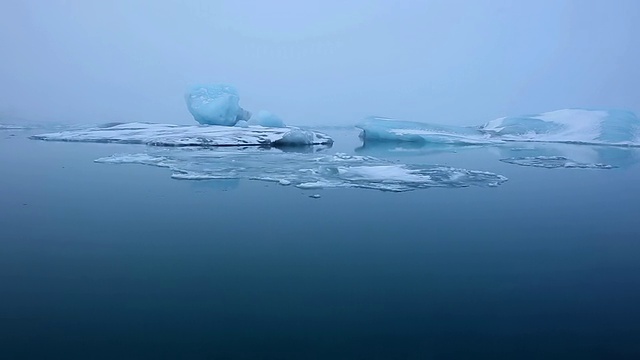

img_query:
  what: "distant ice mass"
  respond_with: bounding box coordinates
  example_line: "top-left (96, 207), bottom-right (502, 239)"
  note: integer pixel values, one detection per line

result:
top-left (500, 156), bottom-right (615, 169)
top-left (356, 117), bottom-right (499, 145)
top-left (95, 149), bottom-right (508, 192)
top-left (185, 84), bottom-right (251, 126)
top-left (252, 110), bottom-right (286, 128)
top-left (0, 124), bottom-right (27, 130)
top-left (480, 109), bottom-right (640, 146)
top-left (30, 122), bottom-right (333, 147)
top-left (358, 109), bottom-right (640, 147)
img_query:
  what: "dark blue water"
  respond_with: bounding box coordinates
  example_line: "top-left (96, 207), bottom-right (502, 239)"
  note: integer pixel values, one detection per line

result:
top-left (1, 129), bottom-right (640, 359)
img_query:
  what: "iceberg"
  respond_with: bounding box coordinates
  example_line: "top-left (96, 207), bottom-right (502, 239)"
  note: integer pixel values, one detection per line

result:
top-left (30, 122), bottom-right (333, 147)
top-left (95, 149), bottom-right (508, 192)
top-left (251, 110), bottom-right (286, 128)
top-left (358, 109), bottom-right (640, 147)
top-left (479, 109), bottom-right (640, 146)
top-left (356, 117), bottom-right (499, 145)
top-left (185, 84), bottom-right (251, 126)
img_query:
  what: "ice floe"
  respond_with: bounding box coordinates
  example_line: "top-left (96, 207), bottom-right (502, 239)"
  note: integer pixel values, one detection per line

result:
top-left (95, 149), bottom-right (508, 192)
top-left (31, 122), bottom-right (333, 147)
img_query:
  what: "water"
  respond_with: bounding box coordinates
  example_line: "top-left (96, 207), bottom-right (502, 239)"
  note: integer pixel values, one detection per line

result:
top-left (1, 127), bottom-right (640, 359)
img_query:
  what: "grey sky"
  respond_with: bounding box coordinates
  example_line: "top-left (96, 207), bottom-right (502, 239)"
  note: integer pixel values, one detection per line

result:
top-left (1, 0), bottom-right (638, 125)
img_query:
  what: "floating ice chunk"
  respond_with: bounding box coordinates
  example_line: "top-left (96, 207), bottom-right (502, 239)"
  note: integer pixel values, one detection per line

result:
top-left (273, 128), bottom-right (316, 146)
top-left (31, 122), bottom-right (333, 147)
top-left (185, 84), bottom-right (251, 126)
top-left (480, 109), bottom-right (640, 146)
top-left (252, 110), bottom-right (286, 128)
top-left (95, 149), bottom-right (508, 192)
top-left (356, 117), bottom-right (498, 145)
top-left (500, 156), bottom-right (615, 169)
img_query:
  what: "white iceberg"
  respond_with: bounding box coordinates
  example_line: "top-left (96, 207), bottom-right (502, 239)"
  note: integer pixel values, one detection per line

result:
top-left (95, 149), bottom-right (508, 192)
top-left (358, 109), bottom-right (640, 147)
top-left (30, 122), bottom-right (333, 147)
top-left (480, 109), bottom-right (640, 146)
top-left (185, 84), bottom-right (251, 126)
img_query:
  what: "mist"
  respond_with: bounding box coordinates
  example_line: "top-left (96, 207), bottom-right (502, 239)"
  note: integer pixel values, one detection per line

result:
top-left (1, 0), bottom-right (638, 126)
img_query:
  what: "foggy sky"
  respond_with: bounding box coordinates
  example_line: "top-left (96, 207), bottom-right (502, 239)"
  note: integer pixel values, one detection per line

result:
top-left (1, 0), bottom-right (638, 126)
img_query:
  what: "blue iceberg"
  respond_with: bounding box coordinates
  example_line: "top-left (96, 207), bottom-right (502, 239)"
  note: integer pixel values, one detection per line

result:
top-left (252, 110), bottom-right (286, 128)
top-left (479, 109), bottom-right (640, 146)
top-left (358, 109), bottom-right (640, 147)
top-left (356, 117), bottom-right (498, 145)
top-left (185, 84), bottom-right (251, 126)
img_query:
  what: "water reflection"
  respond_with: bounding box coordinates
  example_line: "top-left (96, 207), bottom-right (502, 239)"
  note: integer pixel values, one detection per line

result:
top-left (497, 143), bottom-right (640, 169)
top-left (355, 139), bottom-right (640, 169)
top-left (354, 140), bottom-right (473, 157)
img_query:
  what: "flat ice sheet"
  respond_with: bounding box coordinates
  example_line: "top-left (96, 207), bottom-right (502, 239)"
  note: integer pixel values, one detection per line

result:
top-left (95, 148), bottom-right (508, 192)
top-left (31, 122), bottom-right (333, 147)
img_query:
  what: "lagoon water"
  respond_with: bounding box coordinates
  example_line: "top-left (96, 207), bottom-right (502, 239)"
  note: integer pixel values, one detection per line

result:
top-left (1, 127), bottom-right (640, 359)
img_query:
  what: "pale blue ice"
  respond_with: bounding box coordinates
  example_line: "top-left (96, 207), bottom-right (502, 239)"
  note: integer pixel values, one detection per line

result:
top-left (185, 84), bottom-right (251, 126)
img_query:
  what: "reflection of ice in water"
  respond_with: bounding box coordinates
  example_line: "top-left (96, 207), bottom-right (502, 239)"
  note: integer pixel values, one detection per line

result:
top-left (95, 148), bottom-right (507, 192)
top-left (498, 143), bottom-right (640, 169)
top-left (500, 156), bottom-right (615, 169)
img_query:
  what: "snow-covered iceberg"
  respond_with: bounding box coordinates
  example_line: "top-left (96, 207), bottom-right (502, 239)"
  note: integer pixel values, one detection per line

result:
top-left (479, 109), bottom-right (640, 146)
top-left (95, 149), bottom-right (508, 192)
top-left (358, 109), bottom-right (640, 147)
top-left (185, 84), bottom-right (251, 126)
top-left (356, 117), bottom-right (499, 145)
top-left (30, 122), bottom-right (333, 147)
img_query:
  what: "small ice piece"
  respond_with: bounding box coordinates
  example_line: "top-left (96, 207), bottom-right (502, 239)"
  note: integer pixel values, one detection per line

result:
top-left (185, 84), bottom-right (251, 126)
top-left (480, 109), bottom-right (640, 146)
top-left (500, 156), bottom-right (616, 169)
top-left (279, 179), bottom-right (292, 186)
top-left (272, 128), bottom-right (315, 146)
top-left (309, 194), bottom-right (321, 198)
top-left (356, 117), bottom-right (498, 145)
top-left (252, 110), bottom-right (286, 128)
top-left (31, 122), bottom-right (333, 147)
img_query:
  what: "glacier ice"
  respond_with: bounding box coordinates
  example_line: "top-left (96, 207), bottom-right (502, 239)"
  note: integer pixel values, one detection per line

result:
top-left (479, 109), bottom-right (640, 146)
top-left (500, 156), bottom-right (615, 169)
top-left (185, 84), bottom-right (251, 126)
top-left (358, 109), bottom-right (640, 147)
top-left (95, 149), bottom-right (508, 192)
top-left (251, 110), bottom-right (286, 128)
top-left (30, 122), bottom-right (333, 147)
top-left (356, 117), bottom-right (499, 145)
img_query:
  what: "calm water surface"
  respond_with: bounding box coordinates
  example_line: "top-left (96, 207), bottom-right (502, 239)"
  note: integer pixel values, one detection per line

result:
top-left (1, 128), bottom-right (640, 359)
